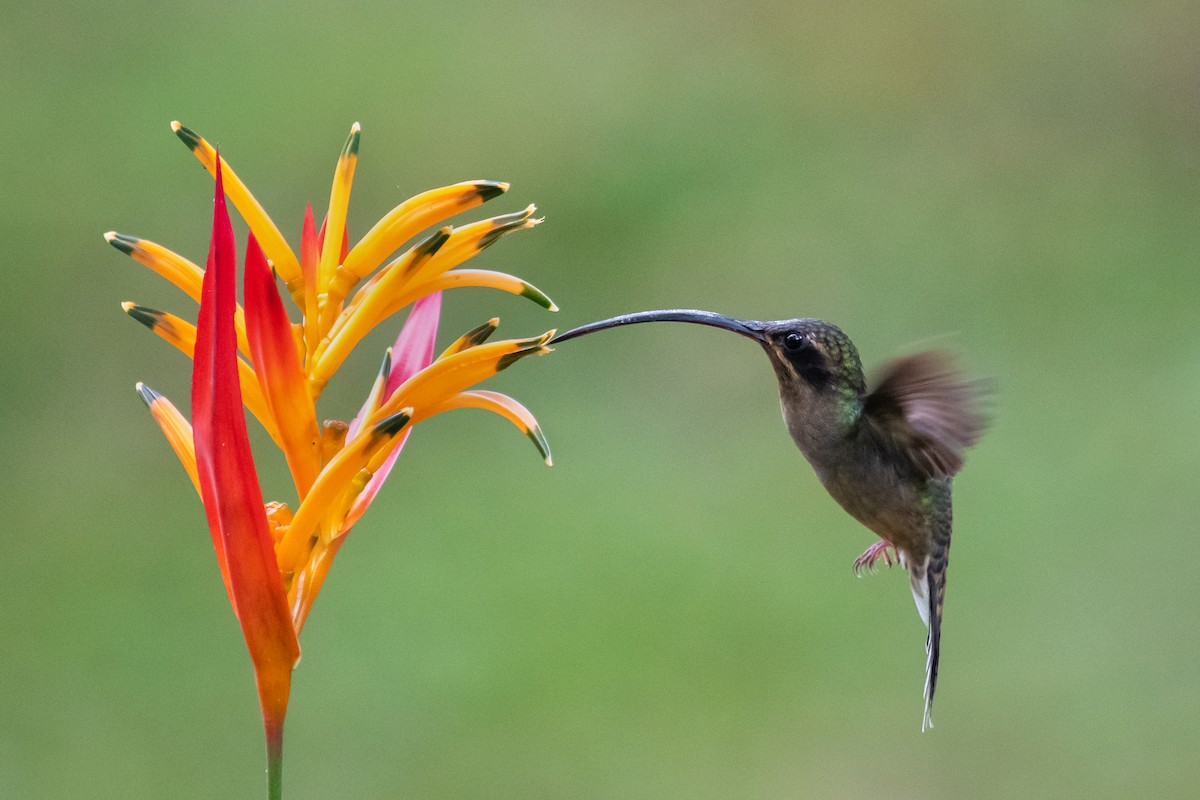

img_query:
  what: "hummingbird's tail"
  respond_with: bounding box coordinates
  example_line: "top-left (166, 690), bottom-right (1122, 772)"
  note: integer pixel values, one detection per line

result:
top-left (910, 490), bottom-right (951, 732)
top-left (907, 558), bottom-right (944, 731)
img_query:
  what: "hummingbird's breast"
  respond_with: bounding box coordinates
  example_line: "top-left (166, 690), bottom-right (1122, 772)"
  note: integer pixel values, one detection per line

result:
top-left (778, 391), bottom-right (939, 558)
top-left (808, 438), bottom-right (936, 558)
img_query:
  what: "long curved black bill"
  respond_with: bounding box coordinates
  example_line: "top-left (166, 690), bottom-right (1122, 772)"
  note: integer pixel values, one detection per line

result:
top-left (550, 309), bottom-right (765, 344)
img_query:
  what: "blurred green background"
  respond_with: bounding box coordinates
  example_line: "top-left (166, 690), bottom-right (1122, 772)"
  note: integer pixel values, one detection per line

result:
top-left (2, 1), bottom-right (1198, 797)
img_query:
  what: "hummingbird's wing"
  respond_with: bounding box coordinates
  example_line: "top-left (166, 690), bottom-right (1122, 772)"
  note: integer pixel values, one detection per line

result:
top-left (862, 351), bottom-right (988, 478)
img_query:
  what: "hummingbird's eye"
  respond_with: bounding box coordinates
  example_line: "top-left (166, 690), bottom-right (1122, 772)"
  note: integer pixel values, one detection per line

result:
top-left (783, 332), bottom-right (805, 351)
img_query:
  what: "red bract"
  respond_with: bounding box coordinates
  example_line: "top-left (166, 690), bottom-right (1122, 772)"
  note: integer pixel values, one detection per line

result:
top-left (192, 162), bottom-right (300, 795)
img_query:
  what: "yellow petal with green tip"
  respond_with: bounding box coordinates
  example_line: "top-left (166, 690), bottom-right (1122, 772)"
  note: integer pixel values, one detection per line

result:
top-left (171, 121), bottom-right (301, 284)
top-left (276, 409), bottom-right (412, 572)
top-left (310, 229), bottom-right (451, 383)
top-left (438, 319), bottom-right (500, 359)
top-left (318, 123), bottom-right (360, 294)
top-left (122, 303), bottom-right (281, 447)
top-left (337, 180), bottom-right (509, 289)
top-left (404, 206), bottom-right (540, 287)
top-left (423, 390), bottom-right (551, 465)
top-left (136, 383), bottom-right (201, 492)
top-left (370, 333), bottom-right (553, 426)
top-left (107, 232), bottom-right (253, 358)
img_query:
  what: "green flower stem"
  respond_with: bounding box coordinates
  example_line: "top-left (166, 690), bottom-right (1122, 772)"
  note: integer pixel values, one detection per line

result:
top-left (265, 718), bottom-right (284, 800)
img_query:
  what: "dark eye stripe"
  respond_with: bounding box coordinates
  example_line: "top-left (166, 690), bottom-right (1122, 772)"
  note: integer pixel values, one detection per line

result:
top-left (796, 362), bottom-right (833, 389)
top-left (782, 336), bottom-right (832, 389)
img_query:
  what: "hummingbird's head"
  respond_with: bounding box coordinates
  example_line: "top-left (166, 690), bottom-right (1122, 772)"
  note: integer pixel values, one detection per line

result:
top-left (756, 319), bottom-right (867, 400)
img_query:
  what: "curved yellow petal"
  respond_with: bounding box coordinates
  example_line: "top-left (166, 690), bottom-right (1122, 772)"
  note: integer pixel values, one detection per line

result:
top-left (438, 319), bottom-right (499, 359)
top-left (314, 268), bottom-right (554, 386)
top-left (423, 390), bottom-right (551, 465)
top-left (371, 333), bottom-right (554, 425)
top-left (335, 180), bottom-right (508, 291)
top-left (107, 233), bottom-right (252, 358)
top-left (171, 121), bottom-right (301, 284)
top-left (275, 409), bottom-right (412, 573)
top-left (106, 232), bottom-right (203, 298)
top-left (406, 205), bottom-right (541, 287)
top-left (402, 269), bottom-right (557, 314)
top-left (121, 303), bottom-right (282, 448)
top-left (310, 228), bottom-right (450, 384)
top-left (318, 124), bottom-right (359, 288)
top-left (135, 383), bottom-right (200, 493)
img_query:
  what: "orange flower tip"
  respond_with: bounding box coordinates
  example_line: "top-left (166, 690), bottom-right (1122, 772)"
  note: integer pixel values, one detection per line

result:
top-left (135, 381), bottom-right (163, 408)
top-left (123, 302), bottom-right (164, 330)
top-left (105, 231), bottom-right (137, 255)
top-left (377, 347), bottom-right (393, 379)
top-left (474, 181), bottom-right (509, 202)
top-left (520, 283), bottom-right (558, 312)
top-left (374, 408), bottom-right (413, 437)
top-left (172, 121), bottom-right (201, 151)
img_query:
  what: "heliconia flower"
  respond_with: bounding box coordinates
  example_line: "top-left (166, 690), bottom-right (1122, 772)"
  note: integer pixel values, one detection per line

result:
top-left (110, 123), bottom-right (556, 799)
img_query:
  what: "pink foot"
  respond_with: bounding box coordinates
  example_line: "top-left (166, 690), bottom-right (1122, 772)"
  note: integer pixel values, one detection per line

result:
top-left (854, 539), bottom-right (899, 576)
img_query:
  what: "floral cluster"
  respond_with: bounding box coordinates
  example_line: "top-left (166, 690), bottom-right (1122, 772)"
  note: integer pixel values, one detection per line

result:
top-left (108, 122), bottom-right (555, 797)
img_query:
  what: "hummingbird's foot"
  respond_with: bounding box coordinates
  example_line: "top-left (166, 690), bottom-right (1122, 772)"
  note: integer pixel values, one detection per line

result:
top-left (853, 539), bottom-right (899, 576)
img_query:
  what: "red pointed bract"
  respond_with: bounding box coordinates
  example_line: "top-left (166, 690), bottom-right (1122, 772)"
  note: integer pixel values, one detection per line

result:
top-left (192, 158), bottom-right (300, 746)
top-left (244, 234), bottom-right (321, 496)
top-left (300, 205), bottom-right (321, 358)
top-left (317, 213), bottom-right (351, 264)
top-left (300, 205), bottom-right (319, 290)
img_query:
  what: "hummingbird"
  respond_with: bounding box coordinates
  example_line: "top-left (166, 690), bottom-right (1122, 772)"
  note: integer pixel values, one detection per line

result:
top-left (552, 310), bottom-right (988, 730)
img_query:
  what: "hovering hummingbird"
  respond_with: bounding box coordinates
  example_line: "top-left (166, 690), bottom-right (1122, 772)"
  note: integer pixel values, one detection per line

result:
top-left (552, 310), bottom-right (988, 730)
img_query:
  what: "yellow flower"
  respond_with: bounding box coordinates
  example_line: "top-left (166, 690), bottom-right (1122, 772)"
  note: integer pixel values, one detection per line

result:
top-left (108, 122), bottom-right (555, 798)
